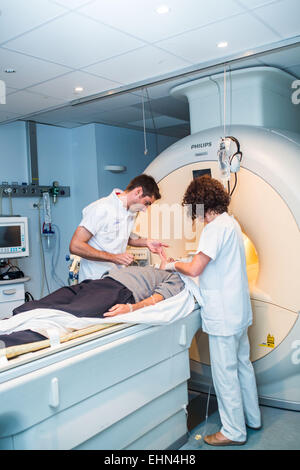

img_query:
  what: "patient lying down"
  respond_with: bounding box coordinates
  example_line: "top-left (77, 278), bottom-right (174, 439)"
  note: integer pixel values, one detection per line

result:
top-left (0, 255), bottom-right (184, 347)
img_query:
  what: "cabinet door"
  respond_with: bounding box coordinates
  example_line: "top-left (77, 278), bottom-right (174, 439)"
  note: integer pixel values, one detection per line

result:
top-left (0, 283), bottom-right (25, 319)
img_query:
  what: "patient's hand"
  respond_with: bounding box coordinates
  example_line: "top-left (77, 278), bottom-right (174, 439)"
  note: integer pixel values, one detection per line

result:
top-left (103, 304), bottom-right (131, 317)
top-left (159, 254), bottom-right (175, 269)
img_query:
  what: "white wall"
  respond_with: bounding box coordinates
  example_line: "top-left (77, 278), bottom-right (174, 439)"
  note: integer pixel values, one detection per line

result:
top-left (70, 124), bottom-right (99, 225)
top-left (94, 123), bottom-right (178, 198)
top-left (0, 122), bottom-right (28, 183)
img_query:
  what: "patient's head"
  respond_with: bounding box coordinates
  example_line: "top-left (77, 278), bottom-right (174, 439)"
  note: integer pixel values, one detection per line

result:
top-left (182, 175), bottom-right (230, 221)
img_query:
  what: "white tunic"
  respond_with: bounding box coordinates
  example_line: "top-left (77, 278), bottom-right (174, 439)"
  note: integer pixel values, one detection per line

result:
top-left (197, 212), bottom-right (252, 336)
top-left (78, 189), bottom-right (136, 282)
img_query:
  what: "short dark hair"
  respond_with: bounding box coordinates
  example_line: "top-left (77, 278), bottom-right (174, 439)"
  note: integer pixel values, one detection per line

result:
top-left (182, 175), bottom-right (230, 220)
top-left (126, 174), bottom-right (161, 200)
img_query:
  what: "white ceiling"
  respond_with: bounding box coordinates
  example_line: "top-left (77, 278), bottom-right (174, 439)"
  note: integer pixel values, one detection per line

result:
top-left (0, 0), bottom-right (299, 137)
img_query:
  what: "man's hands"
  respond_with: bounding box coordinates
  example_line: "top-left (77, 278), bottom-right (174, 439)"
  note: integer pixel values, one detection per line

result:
top-left (70, 227), bottom-right (134, 266)
top-left (111, 252), bottom-right (134, 266)
top-left (112, 241), bottom-right (174, 269)
top-left (111, 239), bottom-right (169, 267)
top-left (146, 239), bottom-right (169, 256)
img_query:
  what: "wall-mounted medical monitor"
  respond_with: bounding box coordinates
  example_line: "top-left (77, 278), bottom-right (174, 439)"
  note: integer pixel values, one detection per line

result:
top-left (0, 217), bottom-right (29, 258)
top-left (193, 168), bottom-right (212, 179)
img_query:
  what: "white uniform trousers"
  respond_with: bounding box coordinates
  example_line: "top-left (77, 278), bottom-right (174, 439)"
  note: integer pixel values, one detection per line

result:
top-left (208, 327), bottom-right (261, 442)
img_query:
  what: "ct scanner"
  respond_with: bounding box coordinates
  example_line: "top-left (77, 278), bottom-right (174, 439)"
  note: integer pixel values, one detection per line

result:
top-left (141, 66), bottom-right (300, 412)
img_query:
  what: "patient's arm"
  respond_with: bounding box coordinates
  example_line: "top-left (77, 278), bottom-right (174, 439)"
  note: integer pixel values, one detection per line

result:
top-left (103, 293), bottom-right (164, 317)
top-left (168, 252), bottom-right (211, 277)
top-left (158, 250), bottom-right (174, 269)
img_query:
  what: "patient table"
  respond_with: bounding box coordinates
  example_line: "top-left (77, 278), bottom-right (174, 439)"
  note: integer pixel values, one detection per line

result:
top-left (0, 308), bottom-right (201, 450)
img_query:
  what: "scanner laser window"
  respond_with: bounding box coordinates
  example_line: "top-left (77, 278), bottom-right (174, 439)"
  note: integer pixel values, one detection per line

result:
top-left (243, 233), bottom-right (259, 286)
top-left (193, 169), bottom-right (212, 179)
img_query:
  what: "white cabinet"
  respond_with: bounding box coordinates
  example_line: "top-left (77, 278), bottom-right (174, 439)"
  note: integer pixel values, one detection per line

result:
top-left (0, 277), bottom-right (30, 319)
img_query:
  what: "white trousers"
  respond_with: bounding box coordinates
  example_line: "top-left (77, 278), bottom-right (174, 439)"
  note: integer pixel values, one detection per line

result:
top-left (208, 328), bottom-right (261, 442)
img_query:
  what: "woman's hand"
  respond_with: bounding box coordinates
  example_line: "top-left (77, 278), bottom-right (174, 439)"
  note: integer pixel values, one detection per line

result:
top-left (103, 304), bottom-right (132, 317)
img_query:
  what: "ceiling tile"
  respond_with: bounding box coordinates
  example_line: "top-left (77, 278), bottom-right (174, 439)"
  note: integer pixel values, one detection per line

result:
top-left (157, 12), bottom-right (280, 64)
top-left (2, 89), bottom-right (65, 115)
top-left (236, 0), bottom-right (281, 8)
top-left (0, 0), bottom-right (66, 44)
top-left (252, 0), bottom-right (300, 38)
top-left (49, 0), bottom-right (93, 9)
top-left (0, 0), bottom-right (297, 130)
top-left (28, 71), bottom-right (121, 101)
top-left (78, 0), bottom-right (244, 43)
top-left (0, 47), bottom-right (72, 89)
top-left (4, 12), bottom-right (145, 69)
top-left (83, 46), bottom-right (192, 86)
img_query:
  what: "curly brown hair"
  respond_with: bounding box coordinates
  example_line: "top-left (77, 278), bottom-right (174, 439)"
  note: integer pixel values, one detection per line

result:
top-left (182, 175), bottom-right (230, 220)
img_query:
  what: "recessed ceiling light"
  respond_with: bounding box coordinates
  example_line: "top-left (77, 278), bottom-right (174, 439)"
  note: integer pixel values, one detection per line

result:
top-left (74, 86), bottom-right (84, 93)
top-left (156, 5), bottom-right (170, 14)
top-left (4, 68), bottom-right (16, 73)
top-left (217, 41), bottom-right (228, 48)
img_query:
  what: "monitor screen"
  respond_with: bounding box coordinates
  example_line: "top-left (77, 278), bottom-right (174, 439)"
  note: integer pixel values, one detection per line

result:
top-left (0, 226), bottom-right (21, 248)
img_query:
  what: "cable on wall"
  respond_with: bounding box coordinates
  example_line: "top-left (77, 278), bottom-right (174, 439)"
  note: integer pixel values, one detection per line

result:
top-left (141, 90), bottom-right (148, 156)
top-left (145, 87), bottom-right (159, 157)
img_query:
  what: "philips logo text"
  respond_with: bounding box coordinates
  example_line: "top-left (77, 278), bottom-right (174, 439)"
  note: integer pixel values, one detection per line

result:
top-left (191, 142), bottom-right (212, 150)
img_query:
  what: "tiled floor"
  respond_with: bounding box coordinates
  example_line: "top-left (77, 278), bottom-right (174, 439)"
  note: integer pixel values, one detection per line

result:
top-left (180, 391), bottom-right (300, 451)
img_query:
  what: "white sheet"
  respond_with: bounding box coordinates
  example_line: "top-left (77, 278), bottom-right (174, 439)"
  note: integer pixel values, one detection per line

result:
top-left (0, 275), bottom-right (202, 342)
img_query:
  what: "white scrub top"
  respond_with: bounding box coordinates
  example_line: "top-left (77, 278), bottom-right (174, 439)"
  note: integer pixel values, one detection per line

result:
top-left (197, 212), bottom-right (252, 336)
top-left (78, 189), bottom-right (136, 282)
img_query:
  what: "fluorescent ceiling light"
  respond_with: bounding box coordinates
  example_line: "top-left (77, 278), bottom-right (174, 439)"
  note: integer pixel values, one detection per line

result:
top-left (156, 5), bottom-right (170, 14)
top-left (74, 86), bottom-right (84, 93)
top-left (217, 41), bottom-right (228, 48)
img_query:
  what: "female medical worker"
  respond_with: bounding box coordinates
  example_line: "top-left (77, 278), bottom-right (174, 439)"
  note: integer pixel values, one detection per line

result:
top-left (70, 174), bottom-right (168, 282)
top-left (162, 175), bottom-right (261, 446)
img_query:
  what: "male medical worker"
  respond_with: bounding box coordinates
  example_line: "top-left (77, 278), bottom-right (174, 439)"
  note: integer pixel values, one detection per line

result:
top-left (70, 174), bottom-right (168, 282)
top-left (162, 175), bottom-right (261, 446)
